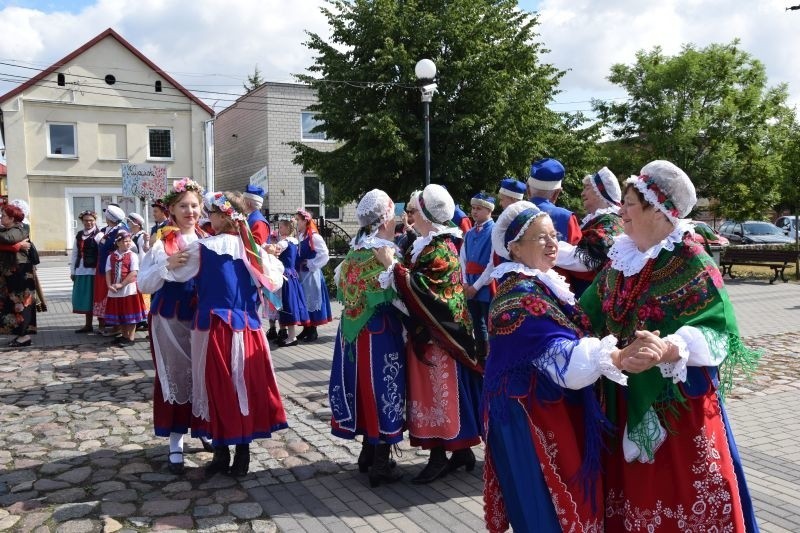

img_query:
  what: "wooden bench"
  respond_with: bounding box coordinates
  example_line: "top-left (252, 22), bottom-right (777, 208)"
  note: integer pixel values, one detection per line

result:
top-left (719, 247), bottom-right (798, 284)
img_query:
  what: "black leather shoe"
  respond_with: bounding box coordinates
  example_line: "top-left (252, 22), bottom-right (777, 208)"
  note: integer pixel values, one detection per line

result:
top-left (368, 444), bottom-right (402, 488)
top-left (199, 437), bottom-right (214, 453)
top-left (205, 446), bottom-right (231, 477)
top-left (276, 338), bottom-right (298, 347)
top-left (167, 451), bottom-right (185, 475)
top-left (358, 442), bottom-right (375, 473)
top-left (8, 338), bottom-right (32, 347)
top-left (447, 448), bottom-right (476, 473)
top-left (296, 327), bottom-right (309, 340)
top-left (412, 449), bottom-right (449, 484)
top-left (229, 444), bottom-right (250, 477)
top-left (278, 328), bottom-right (289, 341)
top-left (302, 327), bottom-right (318, 342)
top-left (266, 327), bottom-right (278, 341)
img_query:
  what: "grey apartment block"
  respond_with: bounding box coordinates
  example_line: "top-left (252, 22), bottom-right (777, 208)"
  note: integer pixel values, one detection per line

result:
top-left (214, 82), bottom-right (356, 230)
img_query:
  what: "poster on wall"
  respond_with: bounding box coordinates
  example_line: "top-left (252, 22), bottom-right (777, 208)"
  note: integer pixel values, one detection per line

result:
top-left (248, 166), bottom-right (268, 193)
top-left (121, 163), bottom-right (168, 199)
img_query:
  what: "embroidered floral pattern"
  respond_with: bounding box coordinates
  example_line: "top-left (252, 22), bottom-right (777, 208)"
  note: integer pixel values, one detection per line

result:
top-left (605, 427), bottom-right (739, 532)
top-left (381, 351), bottom-right (404, 423)
top-left (408, 349), bottom-right (452, 429)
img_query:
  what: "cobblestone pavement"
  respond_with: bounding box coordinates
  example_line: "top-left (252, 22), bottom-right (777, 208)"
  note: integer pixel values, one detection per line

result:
top-left (0, 258), bottom-right (798, 532)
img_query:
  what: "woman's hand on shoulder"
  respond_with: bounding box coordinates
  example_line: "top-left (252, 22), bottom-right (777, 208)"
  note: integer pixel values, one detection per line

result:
top-left (373, 246), bottom-right (395, 268)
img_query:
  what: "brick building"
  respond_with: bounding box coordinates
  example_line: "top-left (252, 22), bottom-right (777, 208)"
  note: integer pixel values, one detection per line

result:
top-left (214, 82), bottom-right (356, 229)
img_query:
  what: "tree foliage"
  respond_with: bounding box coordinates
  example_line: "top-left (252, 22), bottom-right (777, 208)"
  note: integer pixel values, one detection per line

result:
top-left (243, 65), bottom-right (265, 93)
top-left (291, 0), bottom-right (572, 205)
top-left (594, 40), bottom-right (794, 220)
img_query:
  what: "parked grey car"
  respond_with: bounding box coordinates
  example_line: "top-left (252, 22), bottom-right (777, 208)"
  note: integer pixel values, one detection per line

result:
top-left (774, 215), bottom-right (799, 240)
top-left (718, 220), bottom-right (794, 245)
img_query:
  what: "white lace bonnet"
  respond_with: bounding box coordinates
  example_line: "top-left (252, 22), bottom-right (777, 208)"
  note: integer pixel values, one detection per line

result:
top-left (625, 160), bottom-right (696, 224)
top-left (416, 184), bottom-right (455, 226)
top-left (491, 200), bottom-right (548, 260)
top-left (584, 166), bottom-right (621, 206)
top-left (356, 189), bottom-right (394, 229)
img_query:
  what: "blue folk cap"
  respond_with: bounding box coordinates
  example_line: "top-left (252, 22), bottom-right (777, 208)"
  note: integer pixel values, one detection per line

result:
top-left (498, 178), bottom-right (526, 200)
top-left (471, 192), bottom-right (496, 211)
top-left (528, 158), bottom-right (565, 191)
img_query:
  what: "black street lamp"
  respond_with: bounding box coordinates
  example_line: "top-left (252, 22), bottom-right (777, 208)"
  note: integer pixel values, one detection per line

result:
top-left (415, 59), bottom-right (437, 186)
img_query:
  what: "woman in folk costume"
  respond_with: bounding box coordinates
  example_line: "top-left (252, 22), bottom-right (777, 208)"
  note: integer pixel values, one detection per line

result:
top-left (374, 184), bottom-right (482, 484)
top-left (556, 167), bottom-right (625, 297)
top-left (264, 216), bottom-right (309, 347)
top-left (94, 204), bottom-right (127, 335)
top-left (482, 201), bottom-right (653, 532)
top-left (580, 160), bottom-right (760, 532)
top-left (138, 178), bottom-right (208, 474)
top-left (0, 203), bottom-right (37, 347)
top-left (163, 191), bottom-right (286, 477)
top-left (295, 209), bottom-right (332, 341)
top-left (329, 189), bottom-right (406, 488)
top-left (71, 210), bottom-right (100, 333)
top-left (104, 230), bottom-right (147, 346)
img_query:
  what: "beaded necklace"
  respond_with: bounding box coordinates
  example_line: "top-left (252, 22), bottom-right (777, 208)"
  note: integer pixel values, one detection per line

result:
top-left (607, 258), bottom-right (656, 329)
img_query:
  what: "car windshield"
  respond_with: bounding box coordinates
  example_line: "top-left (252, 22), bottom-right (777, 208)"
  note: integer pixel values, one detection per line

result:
top-left (743, 222), bottom-right (782, 235)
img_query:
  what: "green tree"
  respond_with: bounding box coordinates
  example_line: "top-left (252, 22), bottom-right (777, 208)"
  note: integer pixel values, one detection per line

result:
top-left (291, 0), bottom-right (566, 205)
top-left (594, 40), bottom-right (793, 220)
top-left (243, 65), bottom-right (265, 93)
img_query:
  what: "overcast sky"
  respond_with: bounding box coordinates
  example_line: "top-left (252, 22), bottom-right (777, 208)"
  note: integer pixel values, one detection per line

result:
top-left (1, 0), bottom-right (800, 155)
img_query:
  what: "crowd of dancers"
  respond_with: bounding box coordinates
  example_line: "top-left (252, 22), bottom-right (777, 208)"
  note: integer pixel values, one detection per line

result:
top-left (66, 157), bottom-right (760, 532)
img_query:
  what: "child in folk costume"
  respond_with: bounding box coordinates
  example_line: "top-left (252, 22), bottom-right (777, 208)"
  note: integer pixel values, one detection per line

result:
top-left (71, 210), bottom-right (100, 333)
top-left (127, 212), bottom-right (150, 332)
top-left (163, 191), bottom-right (287, 477)
top-left (138, 178), bottom-right (208, 475)
top-left (295, 210), bottom-right (333, 341)
top-left (264, 217), bottom-right (309, 347)
top-left (104, 230), bottom-right (147, 346)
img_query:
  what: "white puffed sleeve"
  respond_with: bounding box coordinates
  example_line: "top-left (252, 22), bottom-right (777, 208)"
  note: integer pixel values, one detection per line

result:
top-left (555, 241), bottom-right (591, 272)
top-left (137, 240), bottom-right (171, 294)
top-left (545, 335), bottom-right (627, 389)
top-left (306, 233), bottom-right (330, 271)
top-left (657, 325), bottom-right (720, 383)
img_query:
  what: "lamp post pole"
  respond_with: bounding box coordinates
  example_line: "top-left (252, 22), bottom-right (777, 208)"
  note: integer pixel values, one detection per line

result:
top-left (422, 98), bottom-right (431, 186)
top-left (415, 58), bottom-right (437, 187)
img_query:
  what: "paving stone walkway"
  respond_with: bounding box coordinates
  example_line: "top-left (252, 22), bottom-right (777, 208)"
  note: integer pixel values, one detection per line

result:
top-left (0, 257), bottom-right (798, 532)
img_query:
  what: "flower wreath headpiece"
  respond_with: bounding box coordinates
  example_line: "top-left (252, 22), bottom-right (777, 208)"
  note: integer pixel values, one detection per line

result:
top-left (162, 178), bottom-right (205, 207)
top-left (205, 192), bottom-right (246, 222)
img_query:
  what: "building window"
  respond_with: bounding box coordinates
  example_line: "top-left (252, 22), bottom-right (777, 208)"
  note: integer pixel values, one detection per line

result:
top-left (148, 127), bottom-right (173, 160)
top-left (304, 176), bottom-right (340, 220)
top-left (47, 123), bottom-right (77, 157)
top-left (301, 111), bottom-right (328, 141)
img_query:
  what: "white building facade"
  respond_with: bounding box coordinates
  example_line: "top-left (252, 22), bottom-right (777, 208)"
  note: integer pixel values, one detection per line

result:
top-left (0, 28), bottom-right (214, 252)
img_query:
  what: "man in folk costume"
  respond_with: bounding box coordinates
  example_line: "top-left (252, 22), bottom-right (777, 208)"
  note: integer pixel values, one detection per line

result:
top-left (243, 184), bottom-right (271, 246)
top-left (527, 158), bottom-right (582, 245)
top-left (93, 204), bottom-right (127, 334)
top-left (459, 192), bottom-right (496, 361)
top-left (556, 166), bottom-right (625, 297)
top-left (149, 199), bottom-right (170, 248)
top-left (329, 189), bottom-right (407, 487)
top-left (497, 177), bottom-right (526, 211)
top-left (580, 160), bottom-right (759, 532)
top-left (374, 184), bottom-right (482, 484)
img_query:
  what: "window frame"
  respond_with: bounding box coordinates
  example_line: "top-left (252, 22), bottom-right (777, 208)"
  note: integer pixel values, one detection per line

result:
top-left (46, 122), bottom-right (78, 158)
top-left (147, 126), bottom-right (174, 161)
top-left (303, 175), bottom-right (341, 221)
top-left (300, 111), bottom-right (332, 143)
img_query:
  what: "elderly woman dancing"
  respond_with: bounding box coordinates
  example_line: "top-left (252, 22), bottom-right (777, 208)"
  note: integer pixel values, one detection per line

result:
top-left (482, 201), bottom-right (662, 533)
top-left (580, 160), bottom-right (759, 532)
top-left (374, 184), bottom-right (482, 484)
top-left (329, 189), bottom-right (407, 487)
